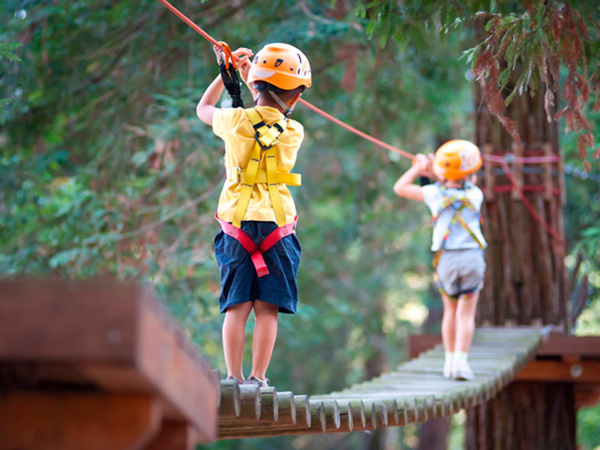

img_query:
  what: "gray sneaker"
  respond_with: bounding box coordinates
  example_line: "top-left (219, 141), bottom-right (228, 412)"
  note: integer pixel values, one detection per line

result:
top-left (226, 375), bottom-right (243, 384)
top-left (244, 376), bottom-right (270, 388)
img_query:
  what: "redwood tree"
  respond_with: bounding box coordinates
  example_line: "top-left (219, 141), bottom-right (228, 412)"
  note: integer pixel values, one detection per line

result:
top-left (358, 1), bottom-right (599, 449)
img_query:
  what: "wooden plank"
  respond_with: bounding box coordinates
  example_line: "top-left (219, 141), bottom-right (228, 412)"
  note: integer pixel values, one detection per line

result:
top-left (409, 332), bottom-right (600, 359)
top-left (536, 333), bottom-right (600, 357)
top-left (145, 422), bottom-right (197, 450)
top-left (515, 361), bottom-right (600, 383)
top-left (0, 279), bottom-right (219, 442)
top-left (0, 280), bottom-right (138, 362)
top-left (0, 393), bottom-right (160, 450)
top-left (135, 287), bottom-right (218, 439)
top-left (575, 384), bottom-right (600, 409)
top-left (409, 334), bottom-right (442, 359)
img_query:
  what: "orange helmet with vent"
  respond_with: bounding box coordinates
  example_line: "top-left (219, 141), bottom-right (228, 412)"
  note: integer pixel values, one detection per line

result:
top-left (433, 140), bottom-right (482, 181)
top-left (247, 43), bottom-right (312, 91)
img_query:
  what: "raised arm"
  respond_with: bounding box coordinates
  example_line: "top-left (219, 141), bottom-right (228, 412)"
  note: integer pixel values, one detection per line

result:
top-left (196, 75), bottom-right (224, 126)
top-left (393, 154), bottom-right (431, 202)
top-left (196, 47), bottom-right (254, 126)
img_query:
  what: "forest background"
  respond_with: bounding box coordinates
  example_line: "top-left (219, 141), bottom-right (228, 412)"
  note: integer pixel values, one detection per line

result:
top-left (1, 1), bottom-right (599, 449)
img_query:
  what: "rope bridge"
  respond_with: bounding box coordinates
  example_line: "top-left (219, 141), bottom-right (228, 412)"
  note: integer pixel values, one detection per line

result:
top-left (217, 327), bottom-right (547, 440)
top-left (2, 280), bottom-right (597, 450)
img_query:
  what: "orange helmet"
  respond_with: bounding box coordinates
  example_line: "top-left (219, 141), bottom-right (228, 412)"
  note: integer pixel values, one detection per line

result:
top-left (433, 140), bottom-right (482, 181)
top-left (247, 43), bottom-right (311, 91)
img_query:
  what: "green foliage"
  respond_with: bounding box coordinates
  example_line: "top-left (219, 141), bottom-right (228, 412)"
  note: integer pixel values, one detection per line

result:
top-left (578, 404), bottom-right (600, 450)
top-left (354, 0), bottom-right (600, 153)
top-left (0, 1), bottom-right (599, 448)
top-left (0, 41), bottom-right (21, 62)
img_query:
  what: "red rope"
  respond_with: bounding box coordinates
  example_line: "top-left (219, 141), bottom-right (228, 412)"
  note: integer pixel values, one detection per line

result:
top-left (156, 0), bottom-right (222, 47)
top-left (483, 154), bottom-right (559, 164)
top-left (155, 0), bottom-right (564, 246)
top-left (493, 185), bottom-right (562, 196)
top-left (298, 99), bottom-right (414, 159)
top-left (499, 160), bottom-right (564, 245)
top-left (155, 0), bottom-right (413, 159)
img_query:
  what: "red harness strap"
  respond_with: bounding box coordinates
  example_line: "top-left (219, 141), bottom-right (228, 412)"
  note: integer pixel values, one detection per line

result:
top-left (215, 214), bottom-right (297, 277)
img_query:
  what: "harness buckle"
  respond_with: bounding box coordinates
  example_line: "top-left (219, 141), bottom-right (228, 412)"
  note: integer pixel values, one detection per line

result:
top-left (255, 131), bottom-right (277, 150)
top-left (228, 167), bottom-right (242, 183)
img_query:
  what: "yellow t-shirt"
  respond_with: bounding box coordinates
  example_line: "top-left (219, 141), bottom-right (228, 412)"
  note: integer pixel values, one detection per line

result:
top-left (212, 106), bottom-right (304, 224)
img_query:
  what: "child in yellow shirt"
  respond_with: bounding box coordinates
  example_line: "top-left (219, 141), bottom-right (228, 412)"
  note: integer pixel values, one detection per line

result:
top-left (196, 44), bottom-right (311, 387)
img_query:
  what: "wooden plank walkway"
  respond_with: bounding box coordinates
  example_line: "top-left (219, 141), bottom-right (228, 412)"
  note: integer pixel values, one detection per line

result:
top-left (218, 327), bottom-right (547, 440)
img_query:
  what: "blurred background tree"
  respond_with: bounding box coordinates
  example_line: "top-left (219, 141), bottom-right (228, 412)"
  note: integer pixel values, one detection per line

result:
top-left (1, 1), bottom-right (598, 449)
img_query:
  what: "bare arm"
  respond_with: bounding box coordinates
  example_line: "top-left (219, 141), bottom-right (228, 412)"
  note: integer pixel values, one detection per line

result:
top-left (393, 154), bottom-right (431, 202)
top-left (196, 75), bottom-right (223, 126)
top-left (196, 47), bottom-right (254, 126)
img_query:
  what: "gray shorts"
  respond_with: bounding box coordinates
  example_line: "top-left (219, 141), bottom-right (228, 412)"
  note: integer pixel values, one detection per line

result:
top-left (434, 248), bottom-right (485, 299)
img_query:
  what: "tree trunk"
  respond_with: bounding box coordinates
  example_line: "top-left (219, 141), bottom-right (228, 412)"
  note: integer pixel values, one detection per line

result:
top-left (466, 19), bottom-right (574, 450)
top-left (466, 383), bottom-right (576, 450)
top-left (418, 417), bottom-right (450, 450)
top-left (475, 71), bottom-right (567, 328)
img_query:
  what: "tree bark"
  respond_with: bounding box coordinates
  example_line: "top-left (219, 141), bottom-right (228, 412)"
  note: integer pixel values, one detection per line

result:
top-left (466, 383), bottom-right (576, 450)
top-left (466, 18), bottom-right (574, 450)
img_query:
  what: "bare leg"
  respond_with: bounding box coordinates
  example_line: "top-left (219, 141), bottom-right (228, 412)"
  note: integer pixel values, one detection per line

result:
top-left (441, 293), bottom-right (458, 352)
top-left (222, 302), bottom-right (253, 381)
top-left (455, 291), bottom-right (480, 352)
top-left (249, 300), bottom-right (279, 381)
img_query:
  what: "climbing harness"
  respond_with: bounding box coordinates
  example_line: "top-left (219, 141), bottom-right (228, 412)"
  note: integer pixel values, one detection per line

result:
top-left (431, 182), bottom-right (486, 270)
top-left (216, 108), bottom-right (302, 277)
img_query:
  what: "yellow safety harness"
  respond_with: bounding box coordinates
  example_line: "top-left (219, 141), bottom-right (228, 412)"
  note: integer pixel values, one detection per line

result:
top-left (216, 108), bottom-right (302, 277)
top-left (432, 183), bottom-right (485, 269)
top-left (230, 108), bottom-right (301, 228)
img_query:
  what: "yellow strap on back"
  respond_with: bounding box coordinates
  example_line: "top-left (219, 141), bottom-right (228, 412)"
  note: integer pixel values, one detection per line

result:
top-left (231, 108), bottom-right (291, 228)
top-left (232, 141), bottom-right (262, 228)
top-left (229, 169), bottom-right (301, 186)
top-left (265, 146), bottom-right (286, 225)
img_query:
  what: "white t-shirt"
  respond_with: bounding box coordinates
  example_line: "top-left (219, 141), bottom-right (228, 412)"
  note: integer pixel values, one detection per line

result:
top-left (422, 182), bottom-right (487, 252)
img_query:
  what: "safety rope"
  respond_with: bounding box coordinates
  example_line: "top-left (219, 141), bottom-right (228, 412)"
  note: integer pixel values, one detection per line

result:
top-left (497, 159), bottom-right (564, 245)
top-left (297, 99), bottom-right (415, 160)
top-left (154, 0), bottom-right (414, 160)
top-left (154, 0), bottom-right (565, 246)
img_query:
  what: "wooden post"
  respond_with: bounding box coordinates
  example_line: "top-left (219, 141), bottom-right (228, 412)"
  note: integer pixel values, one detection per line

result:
top-left (510, 142), bottom-right (524, 201)
top-left (0, 393), bottom-right (161, 450)
top-left (0, 280), bottom-right (219, 444)
top-left (483, 144), bottom-right (496, 201)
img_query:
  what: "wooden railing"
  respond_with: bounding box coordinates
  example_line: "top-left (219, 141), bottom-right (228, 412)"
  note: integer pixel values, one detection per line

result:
top-left (0, 280), bottom-right (219, 450)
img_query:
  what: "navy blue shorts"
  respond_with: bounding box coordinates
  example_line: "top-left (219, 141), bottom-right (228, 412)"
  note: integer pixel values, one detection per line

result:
top-left (214, 220), bottom-right (301, 314)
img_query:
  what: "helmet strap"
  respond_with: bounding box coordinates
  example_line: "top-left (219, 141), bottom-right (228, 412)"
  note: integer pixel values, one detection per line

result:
top-left (268, 90), bottom-right (294, 117)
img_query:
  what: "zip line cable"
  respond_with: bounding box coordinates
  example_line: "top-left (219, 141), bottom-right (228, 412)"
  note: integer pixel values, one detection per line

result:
top-left (297, 99), bottom-right (415, 159)
top-left (154, 0), bottom-right (565, 245)
top-left (155, 0), bottom-right (414, 160)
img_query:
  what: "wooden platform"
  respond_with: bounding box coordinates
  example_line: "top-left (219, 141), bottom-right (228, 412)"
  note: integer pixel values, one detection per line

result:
top-left (217, 327), bottom-right (548, 439)
top-left (409, 331), bottom-right (600, 409)
top-left (0, 279), bottom-right (219, 450)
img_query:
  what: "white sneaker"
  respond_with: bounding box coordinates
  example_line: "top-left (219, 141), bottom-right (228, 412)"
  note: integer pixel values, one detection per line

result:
top-left (452, 359), bottom-right (475, 381)
top-left (443, 357), bottom-right (453, 378)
